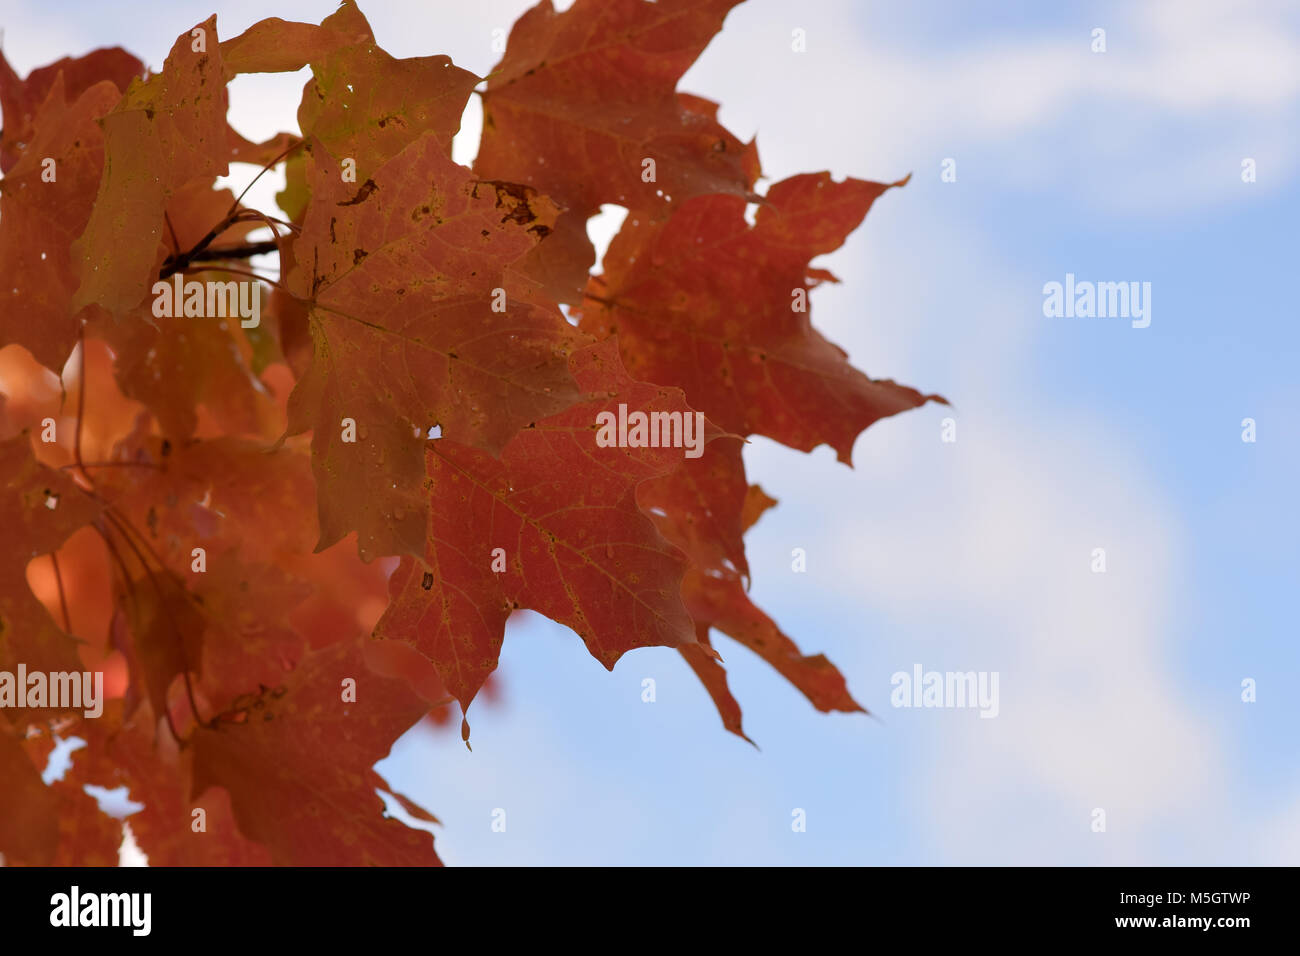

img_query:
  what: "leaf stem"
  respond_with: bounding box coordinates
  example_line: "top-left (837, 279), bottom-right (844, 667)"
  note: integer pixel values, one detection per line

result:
top-left (72, 327), bottom-right (93, 489)
top-left (226, 137), bottom-right (304, 215)
top-left (58, 460), bottom-right (165, 471)
top-left (50, 552), bottom-right (72, 633)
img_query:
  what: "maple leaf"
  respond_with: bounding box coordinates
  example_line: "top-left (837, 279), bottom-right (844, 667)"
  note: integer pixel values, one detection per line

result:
top-left (0, 728), bottom-right (61, 864)
top-left (35, 777), bottom-right (124, 867)
top-left (94, 311), bottom-right (279, 443)
top-left (70, 17), bottom-right (230, 319)
top-left (375, 339), bottom-right (716, 734)
top-left (681, 625), bottom-right (753, 745)
top-left (1, 722), bottom-right (122, 867)
top-left (741, 482), bottom-right (778, 532)
top-left (192, 556), bottom-right (310, 712)
top-left (91, 428), bottom-right (321, 716)
top-left (0, 74), bottom-right (120, 371)
top-left (75, 175), bottom-right (285, 440)
top-left (15, 721), bottom-right (133, 866)
top-left (67, 6), bottom-right (378, 323)
top-left (96, 427), bottom-right (319, 571)
top-left (109, 567), bottom-right (205, 725)
top-left (0, 438), bottom-right (126, 867)
top-left (293, 6), bottom-right (479, 166)
top-left (684, 571), bottom-right (864, 717)
top-left (639, 438), bottom-right (752, 580)
top-left (285, 131), bottom-right (586, 559)
top-left (582, 173), bottom-right (944, 463)
top-left (642, 439), bottom-right (862, 738)
top-left (0, 435), bottom-right (98, 695)
top-left (218, 7), bottom-right (371, 77)
top-left (0, 45), bottom-right (142, 172)
top-left (191, 636), bottom-right (441, 866)
top-left (476, 0), bottom-right (760, 301)
top-left (39, 705), bottom-right (274, 866)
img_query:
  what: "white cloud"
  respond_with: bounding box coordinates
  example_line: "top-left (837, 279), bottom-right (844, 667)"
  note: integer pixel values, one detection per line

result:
top-left (681, 0), bottom-right (1300, 212)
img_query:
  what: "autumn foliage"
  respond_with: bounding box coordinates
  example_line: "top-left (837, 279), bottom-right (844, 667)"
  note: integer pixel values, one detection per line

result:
top-left (0, 0), bottom-right (940, 866)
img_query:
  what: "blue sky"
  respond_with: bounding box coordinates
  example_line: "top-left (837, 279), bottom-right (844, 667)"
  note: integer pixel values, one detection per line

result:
top-left (6, 0), bottom-right (1297, 864)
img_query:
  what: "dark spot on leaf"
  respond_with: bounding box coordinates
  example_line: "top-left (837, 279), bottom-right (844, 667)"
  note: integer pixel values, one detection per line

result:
top-left (473, 180), bottom-right (547, 230)
top-left (421, 572), bottom-right (433, 590)
top-left (353, 248), bottom-right (367, 265)
top-left (338, 179), bottom-right (378, 206)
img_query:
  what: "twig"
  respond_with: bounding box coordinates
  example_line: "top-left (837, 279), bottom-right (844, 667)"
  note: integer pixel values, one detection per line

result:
top-left (50, 552), bottom-right (72, 633)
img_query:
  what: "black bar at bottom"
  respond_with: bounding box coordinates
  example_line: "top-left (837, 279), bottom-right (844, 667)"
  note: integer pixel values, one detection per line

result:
top-left (0, 865), bottom-right (1278, 941)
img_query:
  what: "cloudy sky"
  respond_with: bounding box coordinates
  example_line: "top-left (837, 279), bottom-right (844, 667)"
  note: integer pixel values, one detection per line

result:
top-left (6, 0), bottom-right (1297, 864)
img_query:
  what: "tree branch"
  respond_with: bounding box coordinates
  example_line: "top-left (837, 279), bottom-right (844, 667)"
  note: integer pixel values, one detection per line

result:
top-left (159, 240), bottom-right (282, 280)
